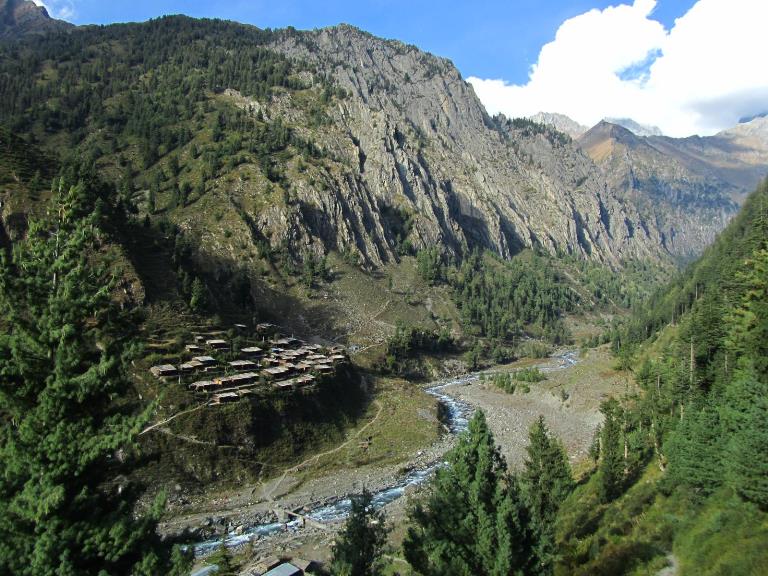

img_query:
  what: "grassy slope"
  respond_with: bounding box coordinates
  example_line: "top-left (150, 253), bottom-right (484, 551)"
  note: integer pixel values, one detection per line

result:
top-left (557, 463), bottom-right (768, 576)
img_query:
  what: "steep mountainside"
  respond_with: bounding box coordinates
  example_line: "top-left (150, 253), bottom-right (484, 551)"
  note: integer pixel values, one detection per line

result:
top-left (245, 24), bottom-right (679, 266)
top-left (0, 17), bottom-right (699, 272)
top-left (0, 0), bottom-right (71, 39)
top-left (665, 116), bottom-right (768, 191)
top-left (559, 178), bottom-right (768, 576)
top-left (4, 17), bottom-right (763, 270)
top-left (578, 120), bottom-right (768, 259)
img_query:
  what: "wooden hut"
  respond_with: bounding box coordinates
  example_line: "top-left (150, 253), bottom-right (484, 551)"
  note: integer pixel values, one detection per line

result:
top-left (228, 359), bottom-right (258, 371)
top-left (205, 339), bottom-right (228, 350)
top-left (212, 392), bottom-right (239, 404)
top-left (150, 364), bottom-right (179, 378)
top-left (241, 346), bottom-right (263, 358)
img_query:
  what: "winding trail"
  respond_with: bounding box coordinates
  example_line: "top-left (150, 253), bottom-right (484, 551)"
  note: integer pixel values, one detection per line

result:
top-left (151, 427), bottom-right (234, 448)
top-left (263, 399), bottom-right (384, 501)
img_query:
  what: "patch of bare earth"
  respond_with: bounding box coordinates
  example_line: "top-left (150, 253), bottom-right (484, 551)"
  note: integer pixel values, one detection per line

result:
top-left (455, 346), bottom-right (631, 469)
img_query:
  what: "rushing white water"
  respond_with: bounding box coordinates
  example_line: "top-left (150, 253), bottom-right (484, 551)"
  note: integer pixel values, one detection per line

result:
top-left (191, 351), bottom-right (578, 561)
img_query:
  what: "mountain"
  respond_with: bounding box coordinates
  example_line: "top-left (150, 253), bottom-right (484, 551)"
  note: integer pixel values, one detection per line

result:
top-left (0, 18), bottom-right (683, 271)
top-left (738, 111), bottom-right (767, 124)
top-left (3, 16), bottom-right (765, 272)
top-left (603, 117), bottom-right (663, 137)
top-left (578, 120), bottom-right (768, 259)
top-left (0, 0), bottom-right (71, 39)
top-left (528, 112), bottom-right (588, 138)
top-left (264, 24), bottom-right (686, 265)
top-left (528, 113), bottom-right (663, 139)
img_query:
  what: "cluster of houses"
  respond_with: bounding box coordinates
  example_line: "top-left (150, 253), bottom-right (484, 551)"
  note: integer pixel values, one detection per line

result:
top-left (149, 324), bottom-right (348, 405)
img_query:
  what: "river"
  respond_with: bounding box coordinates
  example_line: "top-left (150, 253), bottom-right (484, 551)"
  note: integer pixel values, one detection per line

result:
top-left (191, 349), bottom-right (579, 565)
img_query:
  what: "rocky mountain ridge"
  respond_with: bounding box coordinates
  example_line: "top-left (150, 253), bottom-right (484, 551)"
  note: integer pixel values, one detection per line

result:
top-left (604, 117), bottom-right (663, 137)
top-left (578, 118), bottom-right (768, 258)
top-left (0, 0), bottom-right (71, 39)
top-left (254, 24), bottom-right (701, 266)
top-left (528, 112), bottom-right (588, 139)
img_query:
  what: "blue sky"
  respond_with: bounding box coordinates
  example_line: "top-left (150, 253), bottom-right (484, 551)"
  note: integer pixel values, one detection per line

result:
top-left (41, 0), bottom-right (695, 84)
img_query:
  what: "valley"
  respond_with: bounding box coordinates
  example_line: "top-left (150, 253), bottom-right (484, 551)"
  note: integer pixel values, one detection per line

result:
top-left (0, 2), bottom-right (767, 575)
top-left (172, 344), bottom-right (630, 574)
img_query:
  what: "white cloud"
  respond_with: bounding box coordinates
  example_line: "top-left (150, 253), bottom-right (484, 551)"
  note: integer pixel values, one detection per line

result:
top-left (31, 0), bottom-right (76, 21)
top-left (468, 0), bottom-right (768, 137)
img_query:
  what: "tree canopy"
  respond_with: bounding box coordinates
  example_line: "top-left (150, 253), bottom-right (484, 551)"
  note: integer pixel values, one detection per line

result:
top-left (0, 178), bottom-right (188, 575)
top-left (404, 411), bottom-right (538, 575)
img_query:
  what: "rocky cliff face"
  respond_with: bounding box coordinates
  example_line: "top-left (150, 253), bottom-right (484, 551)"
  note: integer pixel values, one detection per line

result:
top-left (0, 0), bottom-right (71, 39)
top-left (241, 25), bottom-right (683, 267)
top-left (4, 19), bottom-right (763, 270)
top-left (578, 120), bottom-right (768, 259)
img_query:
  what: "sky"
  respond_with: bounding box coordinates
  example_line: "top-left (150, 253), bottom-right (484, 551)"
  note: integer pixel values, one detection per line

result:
top-left (33, 0), bottom-right (768, 137)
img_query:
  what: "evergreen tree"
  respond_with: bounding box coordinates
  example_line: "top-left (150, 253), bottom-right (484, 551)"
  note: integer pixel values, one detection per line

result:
top-left (330, 488), bottom-right (389, 576)
top-left (416, 247), bottom-right (442, 285)
top-left (723, 363), bottom-right (768, 509)
top-left (727, 246), bottom-right (768, 377)
top-left (403, 411), bottom-right (537, 575)
top-left (664, 401), bottom-right (725, 498)
top-left (190, 277), bottom-right (208, 312)
top-left (522, 416), bottom-right (574, 574)
top-left (0, 179), bottom-right (189, 575)
top-left (598, 399), bottom-right (624, 503)
top-left (721, 246), bottom-right (768, 508)
top-left (208, 535), bottom-right (237, 576)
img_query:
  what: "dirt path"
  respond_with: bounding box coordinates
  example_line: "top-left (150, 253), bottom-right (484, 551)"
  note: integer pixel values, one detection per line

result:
top-left (151, 427), bottom-right (233, 448)
top-left (262, 399), bottom-right (385, 501)
top-left (656, 554), bottom-right (678, 576)
top-left (139, 401), bottom-right (210, 436)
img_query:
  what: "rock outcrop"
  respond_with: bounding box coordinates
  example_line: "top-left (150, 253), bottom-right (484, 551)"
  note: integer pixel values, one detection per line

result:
top-left (0, 0), bottom-right (71, 39)
top-left (251, 25), bottom-right (682, 267)
top-left (529, 112), bottom-right (588, 139)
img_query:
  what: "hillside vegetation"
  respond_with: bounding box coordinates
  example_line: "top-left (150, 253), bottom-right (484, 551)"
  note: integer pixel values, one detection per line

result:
top-left (555, 179), bottom-right (768, 575)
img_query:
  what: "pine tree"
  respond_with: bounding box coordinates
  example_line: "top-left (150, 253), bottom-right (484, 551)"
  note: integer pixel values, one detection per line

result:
top-left (728, 246), bottom-right (768, 377)
top-left (403, 411), bottom-right (537, 575)
top-left (723, 363), bottom-right (768, 509)
top-left (664, 401), bottom-right (725, 497)
top-left (0, 179), bottom-right (189, 575)
top-left (330, 488), bottom-right (389, 576)
top-left (598, 399), bottom-right (624, 502)
top-left (190, 277), bottom-right (208, 312)
top-left (721, 245), bottom-right (768, 508)
top-left (522, 416), bottom-right (574, 574)
top-left (208, 535), bottom-right (237, 576)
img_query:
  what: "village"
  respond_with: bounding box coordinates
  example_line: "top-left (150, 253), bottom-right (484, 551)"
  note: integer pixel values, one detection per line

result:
top-left (148, 323), bottom-right (349, 405)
